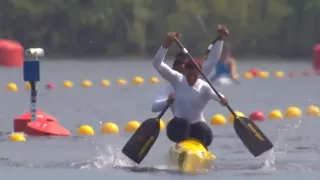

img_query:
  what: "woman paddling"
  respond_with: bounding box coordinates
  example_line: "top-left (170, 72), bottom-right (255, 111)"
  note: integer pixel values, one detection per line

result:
top-left (210, 43), bottom-right (239, 84)
top-left (151, 25), bottom-right (229, 114)
top-left (152, 32), bottom-right (228, 148)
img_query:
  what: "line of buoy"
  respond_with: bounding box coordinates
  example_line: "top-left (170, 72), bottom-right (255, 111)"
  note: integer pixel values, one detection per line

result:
top-left (3, 70), bottom-right (320, 92)
top-left (5, 76), bottom-right (160, 92)
top-left (9, 105), bottom-right (319, 142)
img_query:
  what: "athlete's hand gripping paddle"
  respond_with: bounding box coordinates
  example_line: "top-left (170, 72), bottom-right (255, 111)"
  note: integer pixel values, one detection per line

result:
top-left (174, 38), bottom-right (273, 157)
top-left (122, 99), bottom-right (173, 164)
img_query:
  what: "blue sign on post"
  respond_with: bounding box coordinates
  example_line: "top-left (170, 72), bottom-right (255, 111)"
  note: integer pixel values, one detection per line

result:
top-left (23, 61), bottom-right (40, 82)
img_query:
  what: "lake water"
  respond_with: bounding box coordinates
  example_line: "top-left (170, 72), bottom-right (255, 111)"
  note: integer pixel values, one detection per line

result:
top-left (0, 59), bottom-right (320, 180)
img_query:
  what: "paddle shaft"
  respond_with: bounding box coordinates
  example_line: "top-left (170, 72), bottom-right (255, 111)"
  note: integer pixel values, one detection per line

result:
top-left (30, 81), bottom-right (37, 121)
top-left (157, 99), bottom-right (173, 119)
top-left (174, 38), bottom-right (237, 117)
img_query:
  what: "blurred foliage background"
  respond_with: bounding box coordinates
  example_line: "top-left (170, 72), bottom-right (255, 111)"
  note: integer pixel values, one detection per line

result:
top-left (1, 0), bottom-right (319, 58)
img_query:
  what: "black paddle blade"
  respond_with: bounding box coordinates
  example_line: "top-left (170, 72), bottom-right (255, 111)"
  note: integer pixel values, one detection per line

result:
top-left (234, 117), bottom-right (273, 157)
top-left (121, 118), bottom-right (160, 164)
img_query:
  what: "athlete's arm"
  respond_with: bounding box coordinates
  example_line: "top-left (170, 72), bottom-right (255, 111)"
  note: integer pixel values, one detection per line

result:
top-left (202, 39), bottom-right (223, 76)
top-left (202, 25), bottom-right (229, 76)
top-left (151, 86), bottom-right (172, 112)
top-left (152, 33), bottom-right (183, 85)
top-left (229, 58), bottom-right (238, 79)
top-left (152, 96), bottom-right (169, 112)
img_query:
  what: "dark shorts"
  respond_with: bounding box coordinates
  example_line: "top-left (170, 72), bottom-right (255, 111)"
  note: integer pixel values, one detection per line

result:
top-left (166, 117), bottom-right (213, 147)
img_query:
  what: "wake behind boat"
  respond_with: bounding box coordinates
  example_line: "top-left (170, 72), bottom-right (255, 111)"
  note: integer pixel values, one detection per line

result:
top-left (169, 139), bottom-right (215, 173)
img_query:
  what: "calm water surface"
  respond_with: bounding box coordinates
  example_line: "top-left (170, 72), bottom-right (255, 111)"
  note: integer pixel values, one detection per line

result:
top-left (0, 59), bottom-right (320, 180)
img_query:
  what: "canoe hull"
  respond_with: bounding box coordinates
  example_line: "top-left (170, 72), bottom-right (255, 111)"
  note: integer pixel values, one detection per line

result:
top-left (168, 139), bottom-right (215, 173)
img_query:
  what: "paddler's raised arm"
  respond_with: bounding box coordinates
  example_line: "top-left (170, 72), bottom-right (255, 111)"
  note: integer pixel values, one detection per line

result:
top-left (202, 40), bottom-right (223, 75)
top-left (202, 25), bottom-right (229, 75)
top-left (152, 32), bottom-right (183, 84)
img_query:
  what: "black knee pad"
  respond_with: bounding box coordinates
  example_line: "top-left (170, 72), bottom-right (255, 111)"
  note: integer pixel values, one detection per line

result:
top-left (166, 118), bottom-right (190, 143)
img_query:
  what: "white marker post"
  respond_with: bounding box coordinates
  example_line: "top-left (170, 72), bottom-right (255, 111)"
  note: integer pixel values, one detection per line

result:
top-left (23, 48), bottom-right (44, 121)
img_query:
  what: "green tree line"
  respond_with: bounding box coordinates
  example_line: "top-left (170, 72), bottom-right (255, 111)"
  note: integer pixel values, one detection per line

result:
top-left (1, 0), bottom-right (320, 58)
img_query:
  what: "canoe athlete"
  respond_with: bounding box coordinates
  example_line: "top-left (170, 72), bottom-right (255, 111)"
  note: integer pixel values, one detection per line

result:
top-left (210, 43), bottom-right (239, 83)
top-left (152, 32), bottom-right (228, 148)
top-left (152, 25), bottom-right (228, 114)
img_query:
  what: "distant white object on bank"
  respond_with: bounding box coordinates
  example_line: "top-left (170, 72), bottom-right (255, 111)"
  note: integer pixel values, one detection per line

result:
top-left (25, 48), bottom-right (44, 58)
top-left (216, 76), bottom-right (232, 85)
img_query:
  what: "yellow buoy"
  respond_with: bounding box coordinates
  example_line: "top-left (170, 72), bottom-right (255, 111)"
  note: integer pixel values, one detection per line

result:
top-left (210, 114), bottom-right (227, 125)
top-left (150, 76), bottom-right (160, 84)
top-left (268, 109), bottom-right (283, 120)
top-left (9, 133), bottom-right (26, 142)
top-left (285, 106), bottom-right (302, 119)
top-left (306, 105), bottom-right (320, 116)
top-left (258, 71), bottom-right (269, 78)
top-left (244, 72), bottom-right (254, 79)
top-left (124, 121), bottom-right (140, 132)
top-left (117, 79), bottom-right (127, 85)
top-left (101, 79), bottom-right (111, 86)
top-left (229, 111), bottom-right (245, 123)
top-left (7, 82), bottom-right (18, 92)
top-left (62, 80), bottom-right (73, 88)
top-left (25, 82), bottom-right (31, 90)
top-left (132, 76), bottom-right (144, 85)
top-left (77, 125), bottom-right (95, 136)
top-left (159, 119), bottom-right (166, 130)
top-left (81, 80), bottom-right (92, 87)
top-left (274, 71), bottom-right (285, 78)
top-left (100, 122), bottom-right (119, 134)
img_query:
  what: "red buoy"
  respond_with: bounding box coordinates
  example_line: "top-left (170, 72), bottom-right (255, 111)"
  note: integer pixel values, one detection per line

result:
top-left (313, 44), bottom-right (320, 71)
top-left (13, 110), bottom-right (71, 136)
top-left (249, 111), bottom-right (265, 121)
top-left (288, 72), bottom-right (296, 77)
top-left (249, 68), bottom-right (260, 76)
top-left (302, 71), bottom-right (312, 76)
top-left (45, 83), bottom-right (55, 90)
top-left (0, 40), bottom-right (23, 67)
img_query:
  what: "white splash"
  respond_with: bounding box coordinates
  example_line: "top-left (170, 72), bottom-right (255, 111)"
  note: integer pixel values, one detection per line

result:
top-left (261, 119), bottom-right (302, 171)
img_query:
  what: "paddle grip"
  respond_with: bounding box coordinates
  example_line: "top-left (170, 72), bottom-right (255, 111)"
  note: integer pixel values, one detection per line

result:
top-left (156, 99), bottom-right (173, 119)
top-left (174, 38), bottom-right (237, 117)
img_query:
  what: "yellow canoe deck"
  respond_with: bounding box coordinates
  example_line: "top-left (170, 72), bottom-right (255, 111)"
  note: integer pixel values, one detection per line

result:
top-left (169, 139), bottom-right (216, 173)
